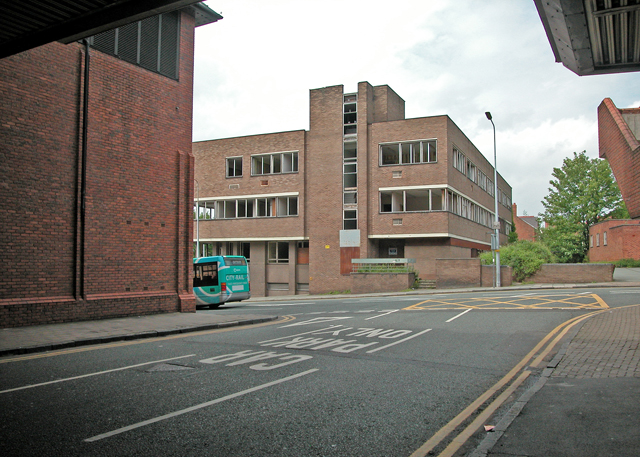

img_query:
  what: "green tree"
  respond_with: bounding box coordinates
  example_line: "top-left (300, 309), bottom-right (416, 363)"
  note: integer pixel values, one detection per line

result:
top-left (540, 151), bottom-right (627, 262)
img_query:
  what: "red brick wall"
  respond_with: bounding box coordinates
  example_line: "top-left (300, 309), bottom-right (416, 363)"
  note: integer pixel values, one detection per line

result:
top-left (436, 259), bottom-right (482, 288)
top-left (0, 10), bottom-right (197, 327)
top-left (307, 85), bottom-right (348, 294)
top-left (512, 204), bottom-right (537, 241)
top-left (351, 272), bottom-right (415, 294)
top-left (528, 264), bottom-right (615, 283)
top-left (589, 219), bottom-right (640, 262)
top-left (598, 99), bottom-right (640, 219)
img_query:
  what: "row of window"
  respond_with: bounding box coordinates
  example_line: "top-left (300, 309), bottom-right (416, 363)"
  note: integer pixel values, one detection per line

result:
top-left (380, 140), bottom-right (437, 166)
top-left (195, 196), bottom-right (298, 219)
top-left (225, 139), bottom-right (437, 180)
top-left (226, 151), bottom-right (299, 178)
top-left (453, 147), bottom-right (512, 211)
top-left (380, 187), bottom-right (510, 233)
top-left (197, 240), bottom-right (310, 265)
top-left (452, 147), bottom-right (496, 197)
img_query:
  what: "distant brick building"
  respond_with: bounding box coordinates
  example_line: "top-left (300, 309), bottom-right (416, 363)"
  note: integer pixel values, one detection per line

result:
top-left (511, 203), bottom-right (538, 242)
top-left (0, 5), bottom-right (221, 328)
top-left (598, 98), bottom-right (640, 220)
top-left (193, 82), bottom-right (513, 296)
top-left (589, 220), bottom-right (640, 262)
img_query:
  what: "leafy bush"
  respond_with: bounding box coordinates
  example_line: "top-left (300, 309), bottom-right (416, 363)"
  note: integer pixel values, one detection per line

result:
top-left (480, 241), bottom-right (555, 282)
top-left (614, 258), bottom-right (640, 268)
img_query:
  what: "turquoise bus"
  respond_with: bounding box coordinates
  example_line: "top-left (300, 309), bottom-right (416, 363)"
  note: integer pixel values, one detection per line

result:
top-left (193, 256), bottom-right (251, 307)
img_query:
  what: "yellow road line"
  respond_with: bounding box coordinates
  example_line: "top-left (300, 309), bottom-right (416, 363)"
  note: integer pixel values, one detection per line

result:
top-left (409, 309), bottom-right (607, 457)
top-left (404, 294), bottom-right (607, 311)
top-left (438, 370), bottom-right (532, 457)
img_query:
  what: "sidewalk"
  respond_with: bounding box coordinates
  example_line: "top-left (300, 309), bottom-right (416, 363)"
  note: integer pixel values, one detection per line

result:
top-left (0, 312), bottom-right (278, 357)
top-left (472, 303), bottom-right (640, 457)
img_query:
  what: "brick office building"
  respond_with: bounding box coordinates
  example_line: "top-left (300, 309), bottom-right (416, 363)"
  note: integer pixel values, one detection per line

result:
top-left (0, 4), bottom-right (221, 327)
top-left (193, 82), bottom-right (512, 296)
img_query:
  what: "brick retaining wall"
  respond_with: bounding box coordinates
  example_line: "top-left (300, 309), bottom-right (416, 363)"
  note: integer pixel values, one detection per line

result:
top-left (528, 263), bottom-right (615, 283)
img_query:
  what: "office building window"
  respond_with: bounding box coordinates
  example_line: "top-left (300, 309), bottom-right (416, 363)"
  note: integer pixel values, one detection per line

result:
top-left (380, 140), bottom-right (437, 166)
top-left (268, 241), bottom-right (289, 264)
top-left (226, 157), bottom-right (242, 177)
top-left (251, 151), bottom-right (298, 176)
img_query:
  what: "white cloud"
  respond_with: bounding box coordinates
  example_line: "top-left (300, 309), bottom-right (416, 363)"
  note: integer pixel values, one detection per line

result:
top-left (194, 0), bottom-right (640, 217)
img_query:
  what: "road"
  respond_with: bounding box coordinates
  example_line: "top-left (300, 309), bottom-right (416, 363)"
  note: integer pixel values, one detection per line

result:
top-left (1, 287), bottom-right (637, 456)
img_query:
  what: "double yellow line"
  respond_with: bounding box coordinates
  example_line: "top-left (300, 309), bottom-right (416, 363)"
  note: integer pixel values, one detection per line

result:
top-left (410, 308), bottom-right (609, 457)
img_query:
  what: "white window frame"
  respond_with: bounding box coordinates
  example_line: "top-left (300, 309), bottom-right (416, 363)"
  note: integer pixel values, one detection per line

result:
top-left (226, 156), bottom-right (242, 178)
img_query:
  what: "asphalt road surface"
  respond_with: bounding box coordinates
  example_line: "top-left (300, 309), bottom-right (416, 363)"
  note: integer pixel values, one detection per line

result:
top-left (1, 287), bottom-right (637, 456)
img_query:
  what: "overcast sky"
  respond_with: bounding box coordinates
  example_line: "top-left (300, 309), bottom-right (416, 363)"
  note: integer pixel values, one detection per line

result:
top-left (192, 0), bottom-right (640, 217)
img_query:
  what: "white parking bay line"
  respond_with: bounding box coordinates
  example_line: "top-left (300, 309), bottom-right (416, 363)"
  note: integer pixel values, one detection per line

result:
top-left (446, 309), bottom-right (471, 323)
top-left (366, 328), bottom-right (432, 354)
top-left (365, 309), bottom-right (399, 320)
top-left (0, 355), bottom-right (196, 395)
top-left (85, 368), bottom-right (319, 442)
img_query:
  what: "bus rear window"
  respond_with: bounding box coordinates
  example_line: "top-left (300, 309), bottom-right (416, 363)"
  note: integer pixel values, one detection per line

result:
top-left (223, 257), bottom-right (247, 266)
top-left (193, 262), bottom-right (219, 287)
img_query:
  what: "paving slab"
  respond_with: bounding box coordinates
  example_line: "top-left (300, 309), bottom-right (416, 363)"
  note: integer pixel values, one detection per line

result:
top-left (477, 305), bottom-right (640, 457)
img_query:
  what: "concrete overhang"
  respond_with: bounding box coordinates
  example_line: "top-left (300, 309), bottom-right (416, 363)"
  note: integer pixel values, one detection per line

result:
top-left (0, 1), bottom-right (222, 60)
top-left (534, 0), bottom-right (640, 76)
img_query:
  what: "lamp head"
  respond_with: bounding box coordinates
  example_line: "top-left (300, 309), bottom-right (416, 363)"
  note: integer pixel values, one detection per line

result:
top-left (485, 111), bottom-right (492, 120)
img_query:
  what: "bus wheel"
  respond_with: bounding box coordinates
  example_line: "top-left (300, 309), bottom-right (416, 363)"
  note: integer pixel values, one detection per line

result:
top-left (209, 304), bottom-right (220, 309)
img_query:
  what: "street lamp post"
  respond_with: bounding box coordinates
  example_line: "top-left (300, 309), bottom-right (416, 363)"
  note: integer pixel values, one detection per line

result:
top-left (485, 112), bottom-right (501, 288)
top-left (194, 178), bottom-right (200, 259)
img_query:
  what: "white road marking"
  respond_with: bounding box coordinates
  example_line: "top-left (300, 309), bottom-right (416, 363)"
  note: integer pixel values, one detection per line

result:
top-left (446, 309), bottom-right (472, 323)
top-left (0, 355), bottom-right (196, 394)
top-left (250, 302), bottom-right (315, 307)
top-left (365, 309), bottom-right (399, 320)
top-left (85, 369), bottom-right (319, 442)
top-left (259, 325), bottom-right (347, 344)
top-left (366, 328), bottom-right (432, 354)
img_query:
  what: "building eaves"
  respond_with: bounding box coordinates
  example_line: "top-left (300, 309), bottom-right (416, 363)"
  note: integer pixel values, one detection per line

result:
top-left (533, 0), bottom-right (640, 76)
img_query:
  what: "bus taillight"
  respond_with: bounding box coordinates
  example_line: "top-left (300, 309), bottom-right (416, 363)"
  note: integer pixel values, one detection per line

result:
top-left (221, 282), bottom-right (227, 292)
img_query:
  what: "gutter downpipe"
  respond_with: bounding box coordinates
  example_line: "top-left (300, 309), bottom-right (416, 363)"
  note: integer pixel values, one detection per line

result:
top-left (80, 39), bottom-right (90, 298)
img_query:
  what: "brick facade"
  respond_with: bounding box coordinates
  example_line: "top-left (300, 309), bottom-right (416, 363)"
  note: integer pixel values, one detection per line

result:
top-left (598, 98), bottom-right (640, 219)
top-left (0, 8), bottom-right (207, 328)
top-left (512, 203), bottom-right (537, 241)
top-left (588, 219), bottom-right (640, 262)
top-left (193, 82), bottom-right (512, 296)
